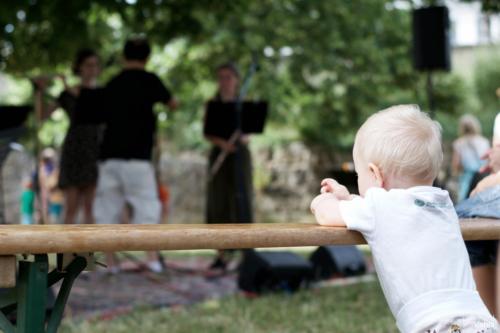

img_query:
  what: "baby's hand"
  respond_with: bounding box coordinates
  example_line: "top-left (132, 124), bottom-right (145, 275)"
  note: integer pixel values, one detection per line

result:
top-left (320, 178), bottom-right (350, 200)
top-left (310, 193), bottom-right (334, 214)
top-left (310, 192), bottom-right (345, 226)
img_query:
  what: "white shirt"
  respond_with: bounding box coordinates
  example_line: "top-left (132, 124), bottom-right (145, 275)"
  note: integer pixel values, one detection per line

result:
top-left (339, 186), bottom-right (493, 333)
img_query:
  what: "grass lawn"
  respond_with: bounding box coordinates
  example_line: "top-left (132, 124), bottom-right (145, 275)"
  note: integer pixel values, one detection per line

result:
top-left (60, 280), bottom-right (398, 333)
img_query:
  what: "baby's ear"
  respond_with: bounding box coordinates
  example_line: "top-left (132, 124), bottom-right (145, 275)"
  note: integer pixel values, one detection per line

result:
top-left (368, 163), bottom-right (384, 187)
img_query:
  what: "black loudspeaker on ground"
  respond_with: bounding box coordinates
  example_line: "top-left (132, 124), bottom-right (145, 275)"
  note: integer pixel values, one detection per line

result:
top-left (238, 246), bottom-right (367, 294)
top-left (309, 245), bottom-right (366, 280)
top-left (238, 250), bottom-right (313, 293)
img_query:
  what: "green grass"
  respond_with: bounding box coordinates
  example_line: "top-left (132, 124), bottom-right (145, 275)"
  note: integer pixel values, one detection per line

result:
top-left (60, 280), bottom-right (398, 333)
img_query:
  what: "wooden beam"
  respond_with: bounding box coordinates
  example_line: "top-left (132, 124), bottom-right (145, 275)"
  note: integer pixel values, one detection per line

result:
top-left (460, 218), bottom-right (500, 241)
top-left (0, 219), bottom-right (497, 255)
top-left (0, 256), bottom-right (16, 288)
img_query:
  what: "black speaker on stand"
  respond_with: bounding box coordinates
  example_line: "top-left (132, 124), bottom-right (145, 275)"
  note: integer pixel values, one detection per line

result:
top-left (310, 245), bottom-right (366, 280)
top-left (412, 6), bottom-right (451, 118)
top-left (238, 250), bottom-right (313, 293)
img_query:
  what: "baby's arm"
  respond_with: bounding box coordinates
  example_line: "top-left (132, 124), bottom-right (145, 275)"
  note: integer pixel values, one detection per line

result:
top-left (310, 193), bottom-right (346, 227)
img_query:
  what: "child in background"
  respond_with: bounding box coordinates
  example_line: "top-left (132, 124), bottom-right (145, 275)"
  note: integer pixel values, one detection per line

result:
top-left (20, 179), bottom-right (35, 225)
top-left (47, 169), bottom-right (64, 224)
top-left (310, 105), bottom-right (498, 333)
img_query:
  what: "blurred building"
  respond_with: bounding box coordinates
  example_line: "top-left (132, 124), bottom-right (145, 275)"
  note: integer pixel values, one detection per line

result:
top-left (447, 0), bottom-right (500, 79)
top-left (448, 0), bottom-right (500, 47)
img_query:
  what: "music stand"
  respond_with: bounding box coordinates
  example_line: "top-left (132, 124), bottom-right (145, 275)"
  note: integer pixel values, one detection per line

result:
top-left (203, 101), bottom-right (268, 139)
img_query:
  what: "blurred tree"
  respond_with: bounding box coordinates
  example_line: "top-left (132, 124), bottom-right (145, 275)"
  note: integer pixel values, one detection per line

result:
top-left (474, 57), bottom-right (500, 134)
top-left (0, 0), bottom-right (476, 148)
top-left (475, 58), bottom-right (500, 112)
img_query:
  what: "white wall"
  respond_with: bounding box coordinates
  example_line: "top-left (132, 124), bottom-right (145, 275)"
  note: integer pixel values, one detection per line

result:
top-left (447, 0), bottom-right (500, 47)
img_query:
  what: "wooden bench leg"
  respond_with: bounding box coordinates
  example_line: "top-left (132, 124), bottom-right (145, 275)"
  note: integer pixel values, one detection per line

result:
top-left (0, 256), bottom-right (16, 288)
top-left (0, 254), bottom-right (88, 333)
top-left (0, 255), bottom-right (17, 333)
top-left (46, 256), bottom-right (87, 333)
top-left (17, 254), bottom-right (49, 333)
top-left (0, 310), bottom-right (15, 333)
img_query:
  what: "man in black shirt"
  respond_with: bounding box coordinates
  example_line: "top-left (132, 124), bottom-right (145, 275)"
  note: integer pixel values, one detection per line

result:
top-left (94, 37), bottom-right (176, 273)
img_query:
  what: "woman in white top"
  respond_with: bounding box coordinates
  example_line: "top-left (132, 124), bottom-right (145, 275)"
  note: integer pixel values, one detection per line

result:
top-left (466, 112), bottom-right (500, 320)
top-left (452, 114), bottom-right (490, 201)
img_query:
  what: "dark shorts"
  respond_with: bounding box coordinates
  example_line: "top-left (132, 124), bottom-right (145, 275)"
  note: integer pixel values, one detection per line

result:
top-left (465, 240), bottom-right (498, 267)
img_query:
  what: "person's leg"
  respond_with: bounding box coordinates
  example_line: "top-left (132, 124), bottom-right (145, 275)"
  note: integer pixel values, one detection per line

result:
top-left (82, 184), bottom-right (96, 224)
top-left (63, 187), bottom-right (81, 224)
top-left (473, 265), bottom-right (497, 316)
top-left (123, 161), bottom-right (162, 272)
top-left (105, 253), bottom-right (120, 274)
top-left (49, 203), bottom-right (63, 224)
top-left (21, 213), bottom-right (32, 225)
top-left (466, 241), bottom-right (498, 317)
top-left (94, 160), bottom-right (125, 272)
top-left (146, 251), bottom-right (164, 273)
top-left (40, 188), bottom-right (49, 223)
top-left (206, 151), bottom-right (235, 270)
top-left (94, 161), bottom-right (125, 224)
top-left (123, 161), bottom-right (160, 225)
top-left (210, 250), bottom-right (230, 270)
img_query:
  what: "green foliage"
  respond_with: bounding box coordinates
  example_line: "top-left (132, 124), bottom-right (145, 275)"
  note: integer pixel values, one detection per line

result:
top-left (0, 0), bottom-right (477, 149)
top-left (0, 0), bottom-right (247, 72)
top-left (471, 56), bottom-right (500, 138)
top-left (38, 109), bottom-right (69, 147)
top-left (475, 56), bottom-right (500, 113)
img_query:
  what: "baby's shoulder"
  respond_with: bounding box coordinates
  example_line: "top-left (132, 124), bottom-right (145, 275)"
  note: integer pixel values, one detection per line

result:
top-left (362, 187), bottom-right (402, 206)
top-left (365, 187), bottom-right (398, 200)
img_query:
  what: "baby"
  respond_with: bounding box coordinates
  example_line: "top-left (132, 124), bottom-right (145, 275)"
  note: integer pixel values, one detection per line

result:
top-left (310, 105), bottom-right (498, 333)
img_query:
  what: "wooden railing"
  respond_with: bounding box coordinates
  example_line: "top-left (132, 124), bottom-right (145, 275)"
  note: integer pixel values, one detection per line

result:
top-left (0, 219), bottom-right (498, 255)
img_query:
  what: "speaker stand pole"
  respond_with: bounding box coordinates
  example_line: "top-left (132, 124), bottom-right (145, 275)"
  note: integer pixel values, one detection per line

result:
top-left (426, 71), bottom-right (435, 119)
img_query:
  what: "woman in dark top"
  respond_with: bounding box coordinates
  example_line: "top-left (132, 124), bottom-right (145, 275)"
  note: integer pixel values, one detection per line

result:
top-left (37, 49), bottom-right (103, 224)
top-left (204, 63), bottom-right (254, 270)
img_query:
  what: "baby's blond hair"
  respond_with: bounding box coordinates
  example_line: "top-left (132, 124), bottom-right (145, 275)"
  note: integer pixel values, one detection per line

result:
top-left (353, 105), bottom-right (443, 182)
